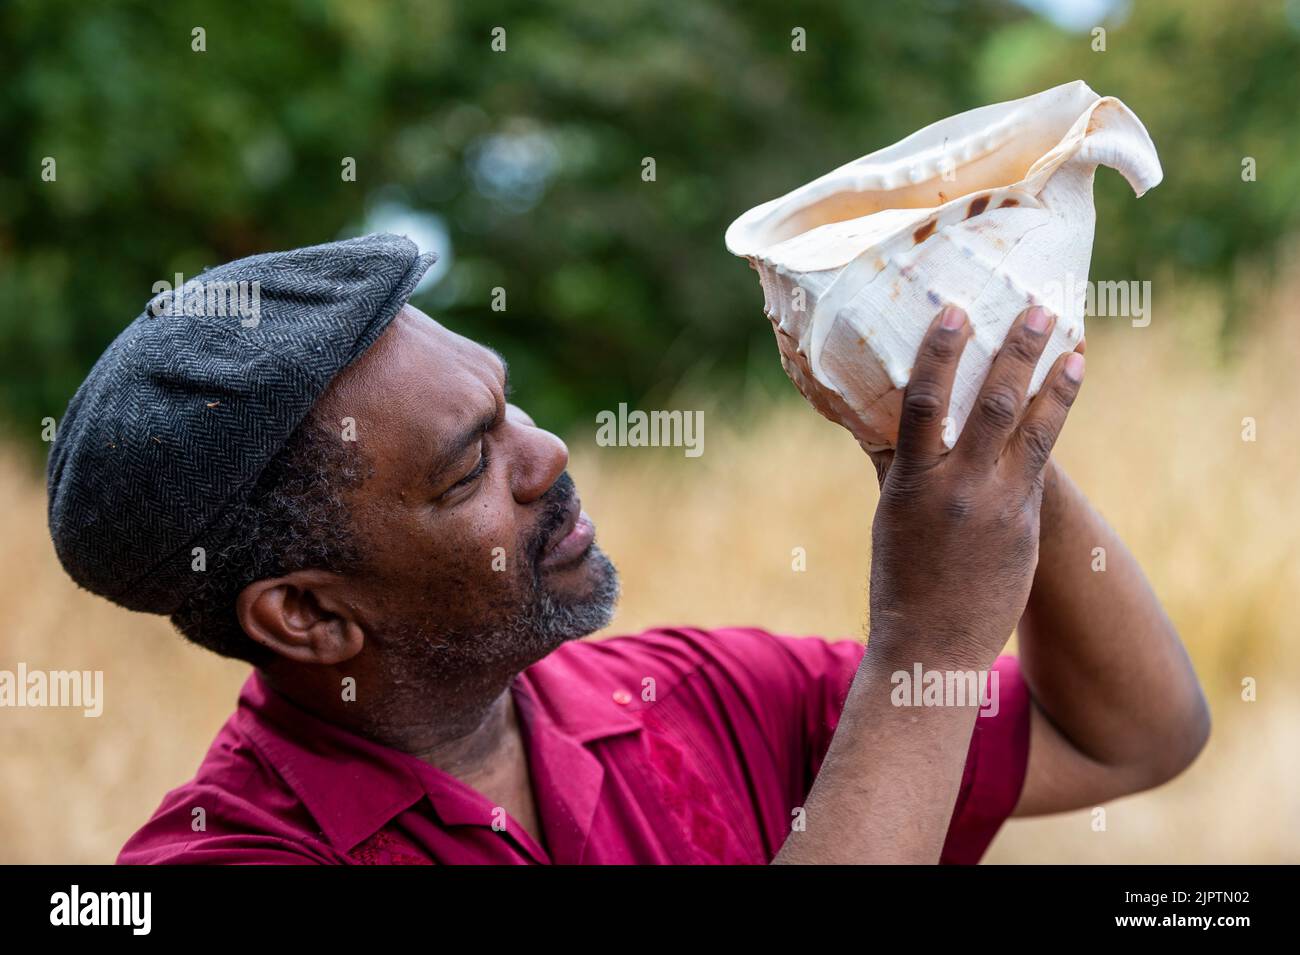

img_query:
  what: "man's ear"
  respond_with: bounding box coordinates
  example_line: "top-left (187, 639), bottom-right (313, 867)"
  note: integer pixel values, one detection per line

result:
top-left (236, 570), bottom-right (366, 665)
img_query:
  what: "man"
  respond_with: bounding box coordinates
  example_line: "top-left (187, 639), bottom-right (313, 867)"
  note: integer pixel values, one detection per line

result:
top-left (48, 235), bottom-right (1208, 864)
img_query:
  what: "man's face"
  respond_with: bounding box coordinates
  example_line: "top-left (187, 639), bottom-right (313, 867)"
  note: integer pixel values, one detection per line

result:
top-left (318, 304), bottom-right (618, 678)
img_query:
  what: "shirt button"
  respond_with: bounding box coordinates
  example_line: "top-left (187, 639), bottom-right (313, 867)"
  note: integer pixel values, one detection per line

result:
top-left (612, 689), bottom-right (632, 705)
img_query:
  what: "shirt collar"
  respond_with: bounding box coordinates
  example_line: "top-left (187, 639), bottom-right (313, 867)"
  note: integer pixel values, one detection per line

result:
top-left (237, 672), bottom-right (429, 853)
top-left (512, 657), bottom-right (644, 743)
top-left (235, 658), bottom-right (643, 855)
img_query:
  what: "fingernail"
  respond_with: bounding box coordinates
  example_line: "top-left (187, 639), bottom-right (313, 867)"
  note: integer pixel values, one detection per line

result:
top-left (1064, 352), bottom-right (1085, 382)
top-left (1026, 307), bottom-right (1051, 334)
top-left (940, 306), bottom-right (965, 330)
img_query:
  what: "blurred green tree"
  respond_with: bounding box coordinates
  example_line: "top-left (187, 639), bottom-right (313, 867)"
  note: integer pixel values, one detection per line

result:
top-left (1, 0), bottom-right (1296, 451)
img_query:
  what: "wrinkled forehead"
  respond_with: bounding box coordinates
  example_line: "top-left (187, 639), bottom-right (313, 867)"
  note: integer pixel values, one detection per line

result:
top-left (315, 305), bottom-right (503, 474)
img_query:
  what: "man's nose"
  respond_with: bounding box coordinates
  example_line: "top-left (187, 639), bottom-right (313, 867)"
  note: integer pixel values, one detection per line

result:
top-left (510, 424), bottom-right (569, 503)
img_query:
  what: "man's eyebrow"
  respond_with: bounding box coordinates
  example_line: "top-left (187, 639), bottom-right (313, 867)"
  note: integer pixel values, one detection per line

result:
top-left (426, 350), bottom-right (512, 487)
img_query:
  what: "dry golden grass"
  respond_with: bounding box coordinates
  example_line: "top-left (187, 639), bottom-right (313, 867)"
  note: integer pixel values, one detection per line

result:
top-left (2, 261), bottom-right (1296, 863)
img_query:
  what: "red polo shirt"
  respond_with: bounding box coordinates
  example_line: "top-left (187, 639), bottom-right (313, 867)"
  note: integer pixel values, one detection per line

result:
top-left (118, 627), bottom-right (1030, 864)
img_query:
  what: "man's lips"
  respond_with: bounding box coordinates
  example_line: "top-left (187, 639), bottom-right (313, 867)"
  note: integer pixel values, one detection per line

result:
top-left (539, 498), bottom-right (595, 569)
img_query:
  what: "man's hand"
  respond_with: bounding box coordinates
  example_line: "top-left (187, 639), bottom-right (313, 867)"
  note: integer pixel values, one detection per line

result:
top-left (867, 304), bottom-right (1084, 668)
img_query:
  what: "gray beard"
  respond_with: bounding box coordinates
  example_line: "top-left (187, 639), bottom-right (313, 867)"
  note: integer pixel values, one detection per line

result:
top-left (380, 545), bottom-right (621, 703)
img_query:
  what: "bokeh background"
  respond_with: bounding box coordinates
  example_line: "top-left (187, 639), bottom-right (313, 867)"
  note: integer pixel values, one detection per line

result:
top-left (1, 0), bottom-right (1297, 862)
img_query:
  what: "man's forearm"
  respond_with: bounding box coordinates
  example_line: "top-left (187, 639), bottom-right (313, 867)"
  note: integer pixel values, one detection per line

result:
top-left (773, 638), bottom-right (981, 864)
top-left (1018, 461), bottom-right (1209, 781)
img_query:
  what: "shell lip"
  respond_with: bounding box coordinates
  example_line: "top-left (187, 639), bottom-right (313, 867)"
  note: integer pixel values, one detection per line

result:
top-left (724, 80), bottom-right (1111, 263)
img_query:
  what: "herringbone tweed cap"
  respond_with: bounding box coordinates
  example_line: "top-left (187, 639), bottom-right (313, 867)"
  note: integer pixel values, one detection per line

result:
top-left (46, 233), bottom-right (437, 615)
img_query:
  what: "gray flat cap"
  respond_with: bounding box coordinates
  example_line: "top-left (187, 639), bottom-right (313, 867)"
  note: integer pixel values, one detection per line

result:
top-left (47, 233), bottom-right (437, 615)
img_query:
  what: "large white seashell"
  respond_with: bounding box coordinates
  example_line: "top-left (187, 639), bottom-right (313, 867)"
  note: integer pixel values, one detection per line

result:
top-left (725, 80), bottom-right (1162, 452)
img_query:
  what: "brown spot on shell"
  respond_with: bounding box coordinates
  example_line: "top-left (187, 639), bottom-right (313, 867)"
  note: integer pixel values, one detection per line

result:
top-left (912, 220), bottom-right (936, 244)
top-left (966, 195), bottom-right (990, 218)
top-left (999, 198), bottom-right (1019, 208)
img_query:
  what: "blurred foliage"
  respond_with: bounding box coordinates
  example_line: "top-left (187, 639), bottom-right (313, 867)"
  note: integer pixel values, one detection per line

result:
top-left (1, 0), bottom-right (1298, 446)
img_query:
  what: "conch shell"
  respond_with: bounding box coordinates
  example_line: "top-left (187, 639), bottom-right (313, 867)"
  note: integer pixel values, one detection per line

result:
top-left (725, 80), bottom-right (1162, 451)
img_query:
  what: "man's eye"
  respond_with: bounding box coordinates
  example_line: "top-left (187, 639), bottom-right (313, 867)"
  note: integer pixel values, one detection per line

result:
top-left (450, 442), bottom-right (489, 491)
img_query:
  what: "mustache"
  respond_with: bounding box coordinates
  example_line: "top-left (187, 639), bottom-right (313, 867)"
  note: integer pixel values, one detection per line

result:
top-left (525, 471), bottom-right (577, 567)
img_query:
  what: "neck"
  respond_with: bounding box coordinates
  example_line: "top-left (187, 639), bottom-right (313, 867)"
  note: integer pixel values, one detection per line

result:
top-left (260, 661), bottom-right (522, 777)
top-left (406, 686), bottom-right (517, 777)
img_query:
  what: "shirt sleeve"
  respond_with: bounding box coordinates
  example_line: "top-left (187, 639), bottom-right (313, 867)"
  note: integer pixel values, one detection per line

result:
top-left (937, 654), bottom-right (1031, 864)
top-left (679, 628), bottom-right (1030, 864)
top-left (116, 781), bottom-right (343, 865)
